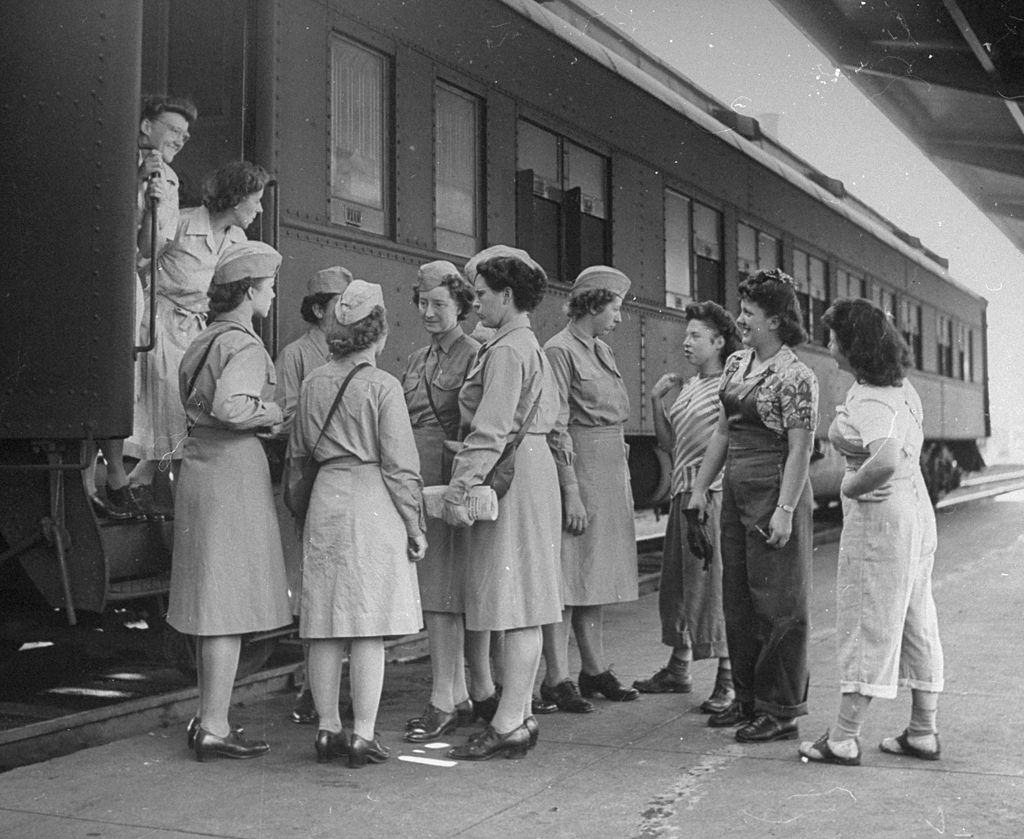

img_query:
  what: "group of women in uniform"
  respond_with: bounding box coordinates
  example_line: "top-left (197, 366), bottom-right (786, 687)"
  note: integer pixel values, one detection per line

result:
top-left (164, 237), bottom-right (944, 769)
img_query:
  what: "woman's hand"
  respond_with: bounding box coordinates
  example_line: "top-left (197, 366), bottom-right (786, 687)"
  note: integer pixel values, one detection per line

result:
top-left (407, 532), bottom-right (428, 561)
top-left (144, 176), bottom-right (168, 204)
top-left (841, 472), bottom-right (893, 502)
top-left (766, 507), bottom-right (793, 549)
top-left (686, 490), bottom-right (709, 521)
top-left (651, 373), bottom-right (682, 400)
top-left (562, 488), bottom-right (587, 535)
top-left (442, 497), bottom-right (474, 528)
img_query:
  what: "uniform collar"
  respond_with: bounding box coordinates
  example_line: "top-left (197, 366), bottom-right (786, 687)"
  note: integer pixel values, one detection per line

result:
top-left (432, 324), bottom-right (465, 354)
top-left (567, 320), bottom-right (597, 349)
top-left (213, 308), bottom-right (259, 337)
top-left (482, 312), bottom-right (531, 349)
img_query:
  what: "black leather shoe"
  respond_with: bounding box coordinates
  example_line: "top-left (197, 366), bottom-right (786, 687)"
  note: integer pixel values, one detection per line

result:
top-left (736, 713), bottom-right (799, 743)
top-left (579, 669), bottom-right (639, 702)
top-left (130, 484), bottom-right (172, 522)
top-left (448, 724), bottom-right (530, 761)
top-left (455, 698), bottom-right (475, 726)
top-left (194, 727), bottom-right (269, 761)
top-left (405, 704), bottom-right (457, 743)
top-left (523, 716), bottom-right (539, 750)
top-left (540, 679), bottom-right (595, 713)
top-left (632, 667), bottom-right (693, 694)
top-left (472, 690), bottom-right (501, 723)
top-left (348, 732), bottom-right (390, 768)
top-left (708, 700), bottom-right (755, 728)
top-left (699, 682), bottom-right (736, 715)
top-left (187, 716), bottom-right (242, 749)
top-left (314, 728), bottom-right (350, 763)
top-left (89, 492), bottom-right (133, 521)
top-left (531, 694), bottom-right (559, 715)
top-left (291, 687), bottom-right (318, 725)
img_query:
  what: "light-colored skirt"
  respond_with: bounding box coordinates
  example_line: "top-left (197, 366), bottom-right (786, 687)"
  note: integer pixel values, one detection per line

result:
top-left (168, 427), bottom-right (291, 636)
top-left (300, 458), bottom-right (422, 639)
top-left (559, 425), bottom-right (638, 606)
top-left (461, 435), bottom-right (562, 632)
top-left (413, 426), bottom-right (464, 613)
top-left (125, 297), bottom-right (205, 461)
top-left (837, 474), bottom-right (943, 698)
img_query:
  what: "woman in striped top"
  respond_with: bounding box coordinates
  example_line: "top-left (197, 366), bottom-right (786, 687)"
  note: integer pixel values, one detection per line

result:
top-left (634, 302), bottom-right (740, 714)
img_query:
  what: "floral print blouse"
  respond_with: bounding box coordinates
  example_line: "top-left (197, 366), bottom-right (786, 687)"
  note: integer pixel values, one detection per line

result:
top-left (719, 345), bottom-right (819, 436)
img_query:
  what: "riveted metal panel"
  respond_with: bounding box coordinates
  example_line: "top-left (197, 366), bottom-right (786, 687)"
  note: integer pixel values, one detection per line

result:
top-left (394, 46), bottom-right (435, 251)
top-left (0, 1), bottom-right (142, 439)
top-left (485, 91), bottom-right (518, 248)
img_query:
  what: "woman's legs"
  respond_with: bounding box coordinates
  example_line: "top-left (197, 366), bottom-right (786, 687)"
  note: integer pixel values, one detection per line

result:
top-left (465, 628), bottom-right (495, 700)
top-left (424, 611), bottom-right (461, 711)
top-left (307, 638), bottom-right (347, 733)
top-left (491, 626), bottom-right (541, 734)
top-left (349, 637), bottom-right (385, 741)
top-left (541, 608), bottom-right (572, 686)
top-left (197, 635), bottom-right (241, 737)
top-left (571, 605), bottom-right (604, 676)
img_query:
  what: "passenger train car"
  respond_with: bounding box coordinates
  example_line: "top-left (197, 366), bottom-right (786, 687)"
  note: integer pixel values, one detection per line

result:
top-left (1, 0), bottom-right (988, 641)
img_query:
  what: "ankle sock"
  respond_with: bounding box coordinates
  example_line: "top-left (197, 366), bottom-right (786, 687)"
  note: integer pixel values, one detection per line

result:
top-left (667, 652), bottom-right (691, 678)
top-left (833, 692), bottom-right (872, 741)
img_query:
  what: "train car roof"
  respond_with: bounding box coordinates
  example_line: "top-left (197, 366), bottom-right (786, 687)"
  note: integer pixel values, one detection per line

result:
top-left (498, 0), bottom-right (987, 305)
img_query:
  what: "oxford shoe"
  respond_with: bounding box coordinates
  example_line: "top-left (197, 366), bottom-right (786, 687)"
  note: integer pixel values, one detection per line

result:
top-left (193, 727), bottom-right (269, 762)
top-left (405, 705), bottom-right (457, 743)
top-left (579, 669), bottom-right (639, 702)
top-left (448, 724), bottom-right (530, 761)
top-left (314, 728), bottom-right (350, 763)
top-left (735, 713), bottom-right (799, 743)
top-left (348, 733), bottom-right (390, 768)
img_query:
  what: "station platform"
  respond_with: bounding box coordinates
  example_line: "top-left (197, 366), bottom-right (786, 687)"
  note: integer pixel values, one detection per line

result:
top-left (1, 492), bottom-right (1022, 838)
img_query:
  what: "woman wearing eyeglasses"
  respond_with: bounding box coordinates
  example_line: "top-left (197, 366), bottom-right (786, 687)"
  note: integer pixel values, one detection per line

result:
top-left (124, 160), bottom-right (270, 520)
top-left (688, 268), bottom-right (819, 744)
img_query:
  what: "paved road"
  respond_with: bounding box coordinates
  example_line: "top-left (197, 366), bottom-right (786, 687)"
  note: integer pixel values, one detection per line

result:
top-left (1, 494), bottom-right (1021, 838)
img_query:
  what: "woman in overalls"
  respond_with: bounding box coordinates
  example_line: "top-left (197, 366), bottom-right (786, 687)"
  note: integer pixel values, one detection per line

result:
top-left (689, 268), bottom-right (818, 743)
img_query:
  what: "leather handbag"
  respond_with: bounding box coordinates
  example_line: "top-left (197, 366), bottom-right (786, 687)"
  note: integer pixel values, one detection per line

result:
top-left (283, 362), bottom-right (368, 519)
top-left (481, 388), bottom-right (543, 499)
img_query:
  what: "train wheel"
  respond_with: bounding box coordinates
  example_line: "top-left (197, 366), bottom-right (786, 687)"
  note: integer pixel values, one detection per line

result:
top-left (161, 625), bottom-right (277, 680)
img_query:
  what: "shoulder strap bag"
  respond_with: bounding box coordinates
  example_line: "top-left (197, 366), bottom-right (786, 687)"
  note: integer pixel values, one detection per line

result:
top-left (481, 372), bottom-right (543, 500)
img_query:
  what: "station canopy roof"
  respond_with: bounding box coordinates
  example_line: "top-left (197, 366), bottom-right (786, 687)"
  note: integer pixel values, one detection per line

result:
top-left (769, 0), bottom-right (1024, 257)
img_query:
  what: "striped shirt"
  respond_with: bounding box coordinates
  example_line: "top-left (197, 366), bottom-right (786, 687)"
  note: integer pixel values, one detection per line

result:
top-left (666, 374), bottom-right (723, 496)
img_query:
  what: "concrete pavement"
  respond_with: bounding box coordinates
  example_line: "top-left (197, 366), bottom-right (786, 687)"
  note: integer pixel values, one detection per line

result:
top-left (1, 493), bottom-right (1022, 838)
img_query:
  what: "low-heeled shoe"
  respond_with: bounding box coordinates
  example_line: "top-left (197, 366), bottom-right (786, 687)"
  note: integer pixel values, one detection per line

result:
top-left (187, 716), bottom-right (243, 750)
top-left (193, 727), bottom-right (269, 762)
top-left (455, 698), bottom-right (475, 726)
top-left (540, 679), bottom-right (594, 713)
top-left (736, 713), bottom-right (799, 743)
top-left (472, 690), bottom-right (501, 723)
top-left (632, 667), bottom-right (693, 694)
top-left (798, 732), bottom-right (861, 766)
top-left (291, 688), bottom-right (318, 725)
top-left (699, 683), bottom-right (736, 715)
top-left (531, 694), bottom-right (559, 715)
top-left (523, 716), bottom-right (539, 750)
top-left (448, 724), bottom-right (530, 761)
top-left (707, 700), bottom-right (755, 728)
top-left (314, 728), bottom-right (351, 763)
top-left (579, 669), bottom-right (639, 702)
top-left (405, 705), bottom-right (457, 743)
top-left (348, 733), bottom-right (391, 768)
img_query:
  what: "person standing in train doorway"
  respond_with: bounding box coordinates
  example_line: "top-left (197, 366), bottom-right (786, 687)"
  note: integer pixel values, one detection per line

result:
top-left (86, 95), bottom-right (198, 521)
top-left (634, 302), bottom-right (741, 715)
top-left (688, 269), bottom-right (819, 743)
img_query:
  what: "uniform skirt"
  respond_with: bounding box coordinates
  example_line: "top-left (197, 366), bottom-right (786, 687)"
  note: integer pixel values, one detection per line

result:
top-left (559, 425), bottom-right (638, 606)
top-left (461, 435), bottom-right (562, 632)
top-left (168, 427), bottom-right (291, 636)
top-left (412, 426), bottom-right (464, 613)
top-left (300, 458), bottom-right (422, 639)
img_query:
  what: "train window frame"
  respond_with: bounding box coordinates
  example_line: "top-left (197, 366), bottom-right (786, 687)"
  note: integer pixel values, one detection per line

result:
top-left (515, 119), bottom-right (610, 282)
top-left (434, 80), bottom-right (482, 258)
top-left (792, 247), bottom-right (829, 345)
top-left (663, 190), bottom-right (724, 310)
top-left (936, 313), bottom-right (954, 377)
top-left (898, 297), bottom-right (923, 371)
top-left (737, 220), bottom-right (781, 281)
top-left (329, 34), bottom-right (391, 237)
top-left (836, 267), bottom-right (867, 300)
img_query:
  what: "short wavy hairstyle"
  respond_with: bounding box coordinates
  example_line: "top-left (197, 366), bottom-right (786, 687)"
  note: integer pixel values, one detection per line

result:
top-left (684, 301), bottom-right (742, 363)
top-left (202, 160), bottom-right (272, 215)
top-left (412, 275), bottom-right (476, 321)
top-left (207, 278), bottom-right (261, 315)
top-left (565, 288), bottom-right (619, 320)
top-left (822, 297), bottom-right (910, 387)
top-left (327, 305), bottom-right (387, 358)
top-left (474, 255), bottom-right (547, 312)
top-left (738, 268), bottom-right (807, 347)
top-left (300, 292), bottom-right (336, 325)
top-left (141, 94), bottom-right (198, 125)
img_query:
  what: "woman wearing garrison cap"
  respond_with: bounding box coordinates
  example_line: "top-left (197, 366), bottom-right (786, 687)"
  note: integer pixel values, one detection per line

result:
top-left (540, 266), bottom-right (639, 713)
top-left (169, 240), bottom-right (292, 761)
top-left (400, 261), bottom-right (497, 744)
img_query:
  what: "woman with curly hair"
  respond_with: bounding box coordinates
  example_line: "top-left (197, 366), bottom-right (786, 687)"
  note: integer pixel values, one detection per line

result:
top-left (799, 298), bottom-right (943, 766)
top-left (539, 266), bottom-right (639, 713)
top-left (170, 241), bottom-right (291, 761)
top-left (689, 268), bottom-right (819, 743)
top-left (292, 280), bottom-right (427, 768)
top-left (126, 160), bottom-right (270, 519)
top-left (442, 245), bottom-right (562, 760)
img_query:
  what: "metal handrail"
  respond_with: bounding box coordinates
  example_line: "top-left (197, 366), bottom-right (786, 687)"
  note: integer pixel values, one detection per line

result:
top-left (133, 192), bottom-right (159, 358)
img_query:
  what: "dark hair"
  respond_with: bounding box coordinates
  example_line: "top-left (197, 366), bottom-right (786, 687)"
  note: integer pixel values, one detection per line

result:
top-left (738, 268), bottom-right (807, 346)
top-left (207, 278), bottom-right (260, 314)
top-left (822, 298), bottom-right (910, 386)
top-left (412, 275), bottom-right (476, 321)
top-left (566, 288), bottom-right (618, 320)
top-left (475, 256), bottom-right (547, 312)
top-left (202, 161), bottom-right (272, 214)
top-left (141, 94), bottom-right (198, 125)
top-left (300, 292), bottom-right (336, 325)
top-left (327, 306), bottom-right (387, 358)
top-left (684, 301), bottom-right (742, 363)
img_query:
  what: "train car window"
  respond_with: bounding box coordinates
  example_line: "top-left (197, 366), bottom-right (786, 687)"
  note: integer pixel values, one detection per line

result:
top-left (435, 82), bottom-right (481, 258)
top-left (837, 268), bottom-right (867, 301)
top-left (899, 298), bottom-right (923, 370)
top-left (957, 323), bottom-right (970, 381)
top-left (936, 314), bottom-right (954, 377)
top-left (737, 222), bottom-right (780, 279)
top-left (330, 36), bottom-right (390, 236)
top-left (516, 120), bottom-right (609, 281)
top-left (757, 231), bottom-right (780, 271)
top-left (693, 201), bottom-right (723, 305)
top-left (792, 249), bottom-right (830, 344)
top-left (664, 190), bottom-right (693, 309)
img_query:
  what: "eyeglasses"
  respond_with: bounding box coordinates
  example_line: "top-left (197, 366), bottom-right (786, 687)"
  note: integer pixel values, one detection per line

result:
top-left (154, 116), bottom-right (190, 143)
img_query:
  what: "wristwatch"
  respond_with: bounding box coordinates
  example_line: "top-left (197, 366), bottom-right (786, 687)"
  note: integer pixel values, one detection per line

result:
top-left (776, 503), bottom-right (795, 513)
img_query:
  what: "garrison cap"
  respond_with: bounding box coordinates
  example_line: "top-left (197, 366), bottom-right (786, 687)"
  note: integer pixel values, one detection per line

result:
top-left (334, 280), bottom-right (385, 325)
top-left (464, 245), bottom-right (544, 281)
top-left (570, 265), bottom-right (631, 298)
top-left (415, 260), bottom-right (462, 293)
top-left (213, 241), bottom-right (281, 285)
top-left (308, 265), bottom-right (353, 295)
